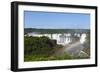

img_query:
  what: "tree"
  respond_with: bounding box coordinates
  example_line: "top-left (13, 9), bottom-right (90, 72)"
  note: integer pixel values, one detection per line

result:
top-left (24, 36), bottom-right (57, 56)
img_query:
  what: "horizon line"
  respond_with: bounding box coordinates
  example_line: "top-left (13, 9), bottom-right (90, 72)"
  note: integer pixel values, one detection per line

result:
top-left (24, 27), bottom-right (90, 30)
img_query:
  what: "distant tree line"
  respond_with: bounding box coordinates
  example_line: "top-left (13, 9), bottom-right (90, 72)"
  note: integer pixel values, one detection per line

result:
top-left (24, 28), bottom-right (90, 34)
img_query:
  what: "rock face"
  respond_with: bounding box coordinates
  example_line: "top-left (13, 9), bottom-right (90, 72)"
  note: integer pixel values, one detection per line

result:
top-left (27, 32), bottom-right (87, 45)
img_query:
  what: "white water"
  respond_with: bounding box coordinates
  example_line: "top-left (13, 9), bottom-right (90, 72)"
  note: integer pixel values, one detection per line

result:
top-left (27, 33), bottom-right (87, 45)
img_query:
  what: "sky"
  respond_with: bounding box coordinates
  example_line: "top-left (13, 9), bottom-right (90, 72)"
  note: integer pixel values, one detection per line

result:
top-left (24, 11), bottom-right (90, 29)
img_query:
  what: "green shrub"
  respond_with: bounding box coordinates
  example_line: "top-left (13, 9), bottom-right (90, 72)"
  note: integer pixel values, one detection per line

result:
top-left (24, 36), bottom-right (57, 56)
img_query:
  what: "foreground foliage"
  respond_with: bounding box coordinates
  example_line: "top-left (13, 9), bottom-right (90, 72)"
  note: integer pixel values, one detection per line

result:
top-left (24, 36), bottom-right (73, 61)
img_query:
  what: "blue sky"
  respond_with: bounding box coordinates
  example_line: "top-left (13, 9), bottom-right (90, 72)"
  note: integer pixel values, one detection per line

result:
top-left (24, 11), bottom-right (90, 29)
